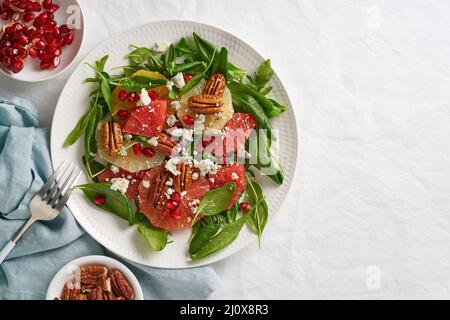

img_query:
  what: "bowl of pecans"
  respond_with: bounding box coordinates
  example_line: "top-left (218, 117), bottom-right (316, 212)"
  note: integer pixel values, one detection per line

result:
top-left (0, 0), bottom-right (84, 81)
top-left (46, 255), bottom-right (144, 300)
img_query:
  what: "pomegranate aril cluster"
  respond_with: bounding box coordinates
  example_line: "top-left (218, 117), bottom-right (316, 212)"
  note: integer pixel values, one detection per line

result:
top-left (0, 0), bottom-right (74, 73)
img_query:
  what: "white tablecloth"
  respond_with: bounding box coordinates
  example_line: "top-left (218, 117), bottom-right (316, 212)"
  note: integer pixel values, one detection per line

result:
top-left (1, 0), bottom-right (449, 299)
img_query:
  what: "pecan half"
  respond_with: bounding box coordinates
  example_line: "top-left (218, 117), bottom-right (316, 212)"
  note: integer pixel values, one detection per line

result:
top-left (173, 162), bottom-right (192, 193)
top-left (88, 287), bottom-right (104, 300)
top-left (100, 121), bottom-right (123, 155)
top-left (80, 265), bottom-right (108, 289)
top-left (154, 132), bottom-right (177, 156)
top-left (109, 269), bottom-right (135, 300)
top-left (203, 73), bottom-right (226, 96)
top-left (188, 94), bottom-right (224, 114)
top-left (149, 170), bottom-right (170, 208)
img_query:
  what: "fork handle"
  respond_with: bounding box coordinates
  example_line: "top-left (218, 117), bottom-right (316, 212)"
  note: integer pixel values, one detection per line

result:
top-left (0, 241), bottom-right (15, 265)
top-left (0, 217), bottom-right (36, 265)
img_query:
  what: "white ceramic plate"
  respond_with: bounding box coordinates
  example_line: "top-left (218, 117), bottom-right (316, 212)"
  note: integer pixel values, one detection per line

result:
top-left (46, 255), bottom-right (144, 300)
top-left (0, 0), bottom-right (84, 82)
top-left (50, 20), bottom-right (298, 268)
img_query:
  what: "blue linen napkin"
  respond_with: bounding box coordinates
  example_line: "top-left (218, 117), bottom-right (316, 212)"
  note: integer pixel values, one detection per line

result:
top-left (0, 97), bottom-right (220, 300)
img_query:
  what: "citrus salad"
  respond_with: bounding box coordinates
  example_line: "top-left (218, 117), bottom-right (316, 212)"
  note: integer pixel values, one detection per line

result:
top-left (65, 33), bottom-right (286, 260)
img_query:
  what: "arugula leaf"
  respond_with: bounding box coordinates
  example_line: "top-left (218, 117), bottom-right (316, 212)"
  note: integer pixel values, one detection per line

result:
top-left (75, 183), bottom-right (132, 221)
top-left (172, 61), bottom-right (206, 74)
top-left (86, 56), bottom-right (113, 114)
top-left (245, 174), bottom-right (268, 247)
top-left (126, 46), bottom-right (153, 65)
top-left (95, 55), bottom-right (109, 73)
top-left (190, 213), bottom-right (250, 260)
top-left (211, 47), bottom-right (228, 81)
top-left (189, 220), bottom-right (221, 256)
top-left (163, 44), bottom-right (176, 76)
top-left (195, 182), bottom-right (236, 217)
top-left (118, 75), bottom-right (167, 92)
top-left (138, 220), bottom-right (169, 251)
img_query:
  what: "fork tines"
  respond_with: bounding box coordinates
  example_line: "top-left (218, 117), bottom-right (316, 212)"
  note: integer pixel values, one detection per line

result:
top-left (39, 160), bottom-right (82, 210)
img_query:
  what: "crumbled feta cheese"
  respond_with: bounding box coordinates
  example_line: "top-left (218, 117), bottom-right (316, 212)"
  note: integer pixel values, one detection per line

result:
top-left (119, 147), bottom-right (128, 156)
top-left (166, 127), bottom-right (183, 139)
top-left (170, 100), bottom-right (181, 110)
top-left (165, 187), bottom-right (174, 199)
top-left (165, 157), bottom-right (182, 175)
top-left (171, 72), bottom-right (185, 89)
top-left (136, 88), bottom-right (151, 107)
top-left (110, 178), bottom-right (129, 194)
top-left (181, 128), bottom-right (193, 143)
top-left (188, 199), bottom-right (201, 213)
top-left (148, 136), bottom-right (159, 147)
top-left (193, 150), bottom-right (198, 156)
top-left (123, 134), bottom-right (133, 141)
top-left (166, 80), bottom-right (174, 91)
top-left (195, 159), bottom-right (219, 176)
top-left (180, 191), bottom-right (187, 196)
top-left (165, 177), bottom-right (173, 186)
top-left (192, 172), bottom-right (199, 180)
top-left (231, 172), bottom-right (239, 180)
top-left (142, 180), bottom-right (150, 189)
top-left (166, 114), bottom-right (177, 127)
top-left (110, 165), bottom-right (119, 174)
top-left (126, 175), bottom-right (132, 180)
top-left (209, 177), bottom-right (215, 184)
top-left (153, 41), bottom-right (170, 53)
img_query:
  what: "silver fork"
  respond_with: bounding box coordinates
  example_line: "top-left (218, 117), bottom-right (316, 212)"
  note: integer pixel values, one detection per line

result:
top-left (0, 161), bottom-right (81, 265)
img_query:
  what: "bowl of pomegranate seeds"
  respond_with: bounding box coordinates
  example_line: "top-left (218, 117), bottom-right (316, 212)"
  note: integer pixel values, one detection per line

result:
top-left (0, 0), bottom-right (84, 81)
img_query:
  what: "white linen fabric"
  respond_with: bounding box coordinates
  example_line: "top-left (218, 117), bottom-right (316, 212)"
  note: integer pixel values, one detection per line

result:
top-left (1, 0), bottom-right (449, 299)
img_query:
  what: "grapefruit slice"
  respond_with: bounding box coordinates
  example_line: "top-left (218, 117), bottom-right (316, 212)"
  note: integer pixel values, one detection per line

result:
top-left (122, 99), bottom-right (167, 138)
top-left (209, 163), bottom-right (247, 210)
top-left (138, 166), bottom-right (211, 231)
top-left (177, 79), bottom-right (234, 131)
top-left (98, 167), bottom-right (143, 200)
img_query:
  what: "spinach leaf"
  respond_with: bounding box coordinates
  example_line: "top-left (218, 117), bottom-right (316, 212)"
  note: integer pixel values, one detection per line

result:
top-left (118, 75), bottom-right (167, 92)
top-left (190, 213), bottom-right (250, 260)
top-left (211, 47), bottom-right (228, 81)
top-left (138, 220), bottom-right (169, 251)
top-left (86, 56), bottom-right (113, 114)
top-left (222, 201), bottom-right (238, 223)
top-left (247, 59), bottom-right (273, 92)
top-left (229, 81), bottom-right (286, 118)
top-left (82, 156), bottom-right (106, 181)
top-left (126, 46), bottom-right (153, 65)
top-left (64, 112), bottom-right (90, 146)
top-left (245, 174), bottom-right (268, 246)
top-left (232, 94), bottom-right (273, 134)
top-left (172, 61), bottom-right (206, 74)
top-left (175, 37), bottom-right (197, 56)
top-left (195, 182), bottom-right (236, 217)
top-left (189, 220), bottom-right (221, 256)
top-left (163, 44), bottom-right (176, 76)
top-left (75, 183), bottom-right (132, 221)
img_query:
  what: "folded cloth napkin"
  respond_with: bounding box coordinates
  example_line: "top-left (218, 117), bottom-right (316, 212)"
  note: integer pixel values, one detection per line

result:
top-left (0, 97), bottom-right (220, 300)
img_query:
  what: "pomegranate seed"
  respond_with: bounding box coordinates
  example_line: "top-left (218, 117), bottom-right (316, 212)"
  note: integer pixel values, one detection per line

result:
top-left (10, 59), bottom-right (24, 73)
top-left (182, 115), bottom-right (195, 125)
top-left (52, 27), bottom-right (60, 38)
top-left (45, 11), bottom-right (54, 21)
top-left (171, 192), bottom-right (181, 202)
top-left (142, 147), bottom-right (155, 157)
top-left (18, 48), bottom-right (27, 59)
top-left (17, 33), bottom-right (29, 44)
top-left (240, 202), bottom-right (252, 212)
top-left (23, 13), bottom-right (35, 22)
top-left (3, 56), bottom-right (11, 67)
top-left (117, 109), bottom-right (129, 120)
top-left (51, 46), bottom-right (61, 56)
top-left (166, 200), bottom-right (179, 210)
top-left (63, 32), bottom-right (74, 45)
top-left (127, 92), bottom-right (136, 103)
top-left (170, 209), bottom-right (181, 220)
top-left (34, 39), bottom-right (45, 48)
top-left (43, 32), bottom-right (53, 43)
top-left (183, 73), bottom-right (193, 83)
top-left (49, 3), bottom-right (59, 13)
top-left (31, 2), bottom-right (41, 12)
top-left (59, 24), bottom-right (71, 34)
top-left (40, 61), bottom-right (50, 69)
top-left (136, 171), bottom-right (146, 179)
top-left (202, 136), bottom-right (215, 147)
top-left (175, 121), bottom-right (182, 127)
top-left (11, 22), bottom-right (23, 33)
top-left (147, 90), bottom-right (158, 100)
top-left (17, 0), bottom-right (28, 10)
top-left (40, 52), bottom-right (51, 62)
top-left (43, 0), bottom-right (53, 10)
top-left (132, 144), bottom-right (142, 156)
top-left (118, 90), bottom-right (127, 101)
top-left (52, 55), bottom-right (60, 67)
top-left (44, 20), bottom-right (56, 32)
top-left (28, 47), bottom-right (38, 57)
top-left (93, 195), bottom-right (106, 206)
top-left (34, 13), bottom-right (49, 26)
top-left (32, 27), bottom-right (44, 38)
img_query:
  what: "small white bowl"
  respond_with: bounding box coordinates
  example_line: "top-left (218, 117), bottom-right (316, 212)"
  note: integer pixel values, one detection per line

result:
top-left (46, 255), bottom-right (144, 300)
top-left (0, 0), bottom-right (84, 82)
